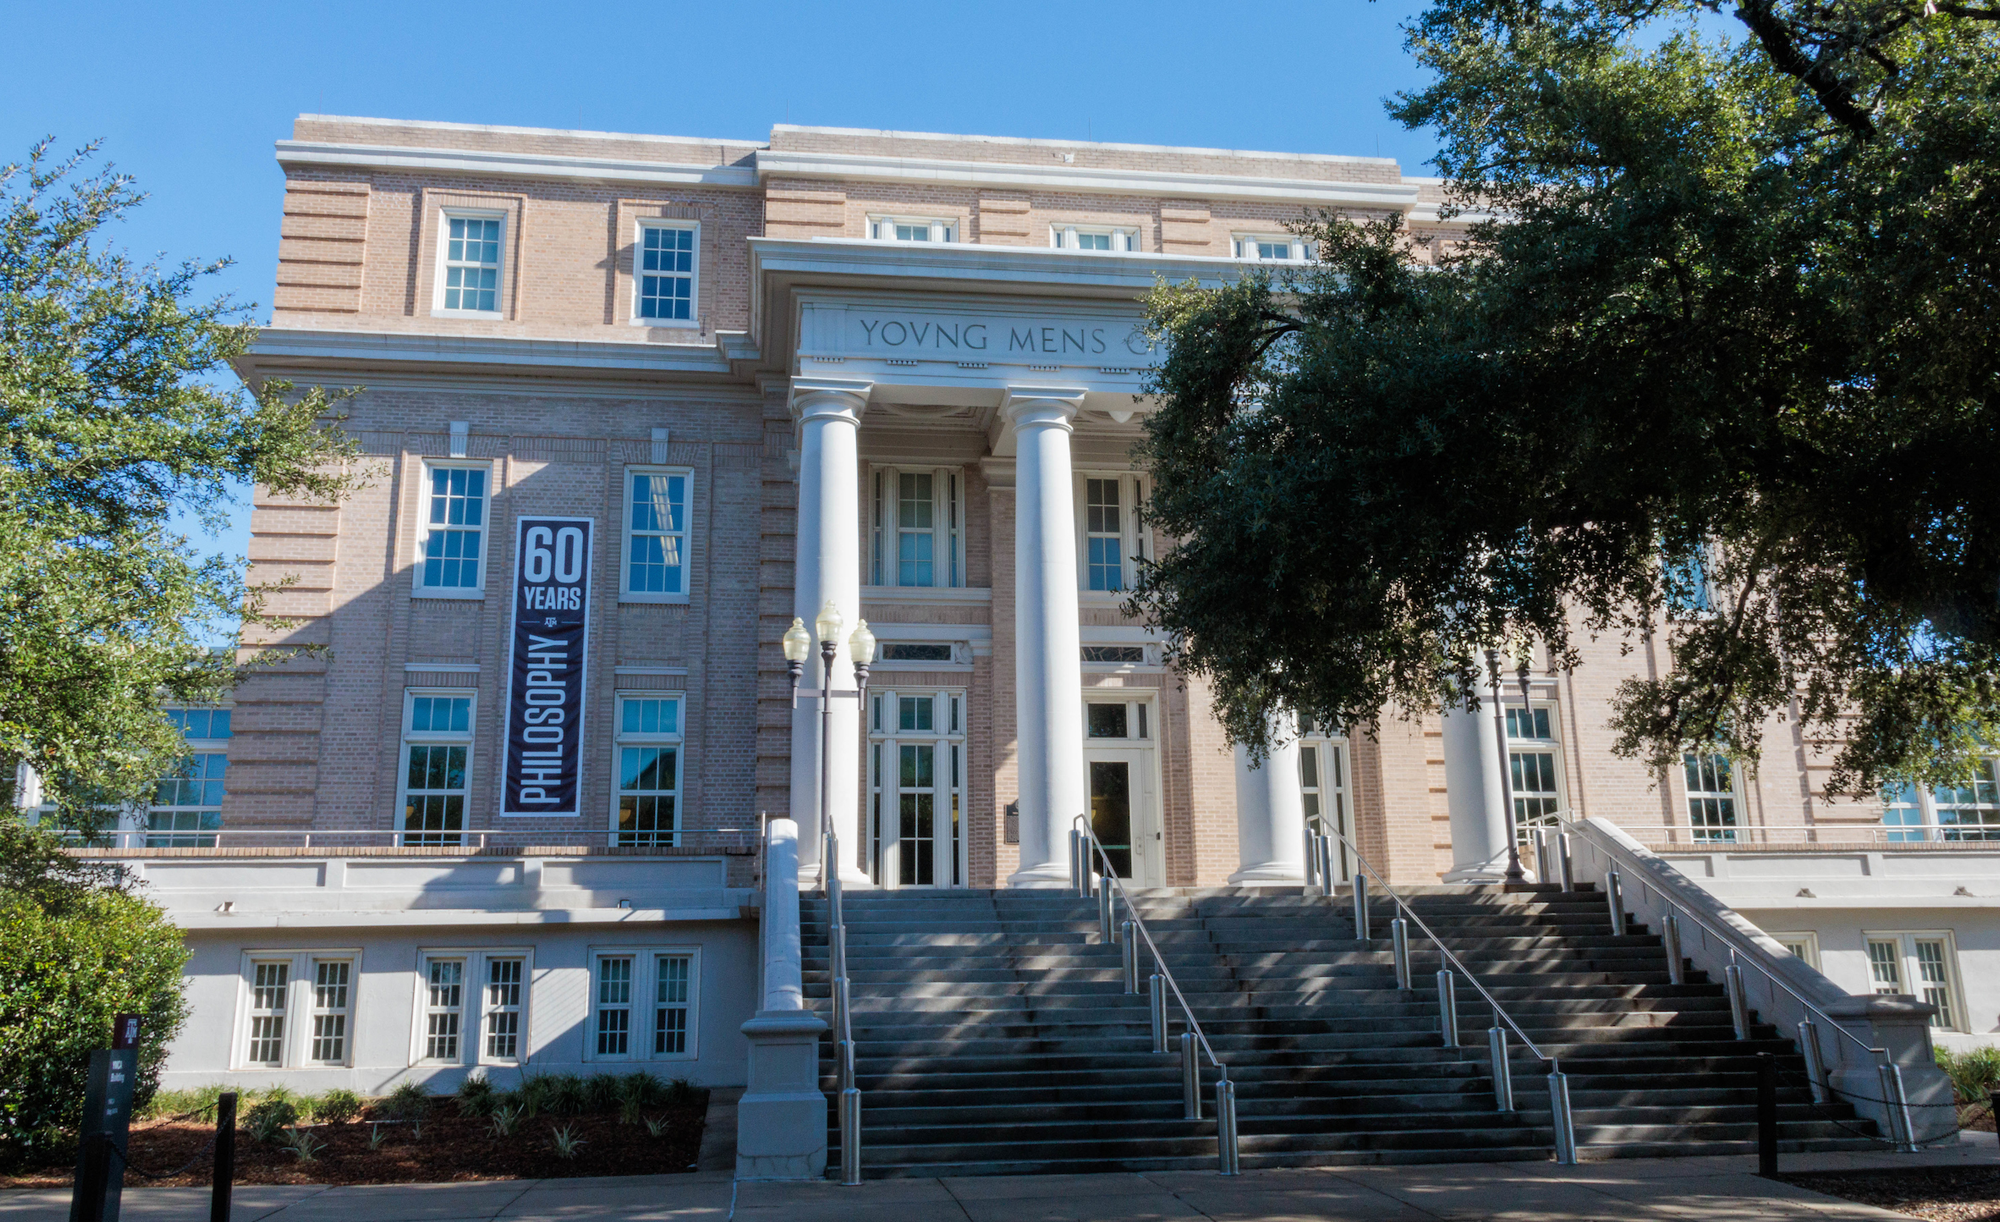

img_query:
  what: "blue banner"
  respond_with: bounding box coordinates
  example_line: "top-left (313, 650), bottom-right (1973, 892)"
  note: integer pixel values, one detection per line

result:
top-left (502, 516), bottom-right (593, 816)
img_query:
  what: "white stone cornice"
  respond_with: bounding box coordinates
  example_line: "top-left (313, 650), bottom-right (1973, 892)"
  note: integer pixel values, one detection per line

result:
top-left (275, 140), bottom-right (759, 188)
top-left (755, 147), bottom-right (1421, 211)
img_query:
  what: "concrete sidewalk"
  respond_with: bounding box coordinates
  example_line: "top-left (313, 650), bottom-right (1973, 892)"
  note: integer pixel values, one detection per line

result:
top-left (5, 1134), bottom-right (1992, 1221)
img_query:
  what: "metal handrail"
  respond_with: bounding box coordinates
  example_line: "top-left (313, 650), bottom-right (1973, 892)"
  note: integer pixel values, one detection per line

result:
top-left (1313, 821), bottom-right (1554, 1065)
top-left (1071, 816), bottom-right (1225, 1074)
top-left (822, 824), bottom-right (861, 1184)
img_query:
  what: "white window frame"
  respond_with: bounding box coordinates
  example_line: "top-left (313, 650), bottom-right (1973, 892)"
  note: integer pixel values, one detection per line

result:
top-left (412, 460), bottom-right (493, 598)
top-left (585, 947), bottom-right (701, 1062)
top-left (1505, 700), bottom-right (1568, 840)
top-left (1233, 233), bottom-right (1312, 262)
top-left (868, 689), bottom-right (968, 889)
top-left (1880, 755), bottom-right (2000, 842)
top-left (1298, 725), bottom-right (1354, 882)
top-left (432, 208), bottom-right (507, 317)
top-left (1863, 931), bottom-right (1967, 1032)
top-left (480, 953), bottom-right (530, 1064)
top-left (148, 706), bottom-right (232, 847)
top-left (612, 693), bottom-right (685, 847)
top-left (1682, 751), bottom-right (1743, 843)
top-left (1075, 472), bottom-right (1150, 595)
top-left (868, 216), bottom-right (957, 243)
top-left (870, 467), bottom-right (965, 589)
top-left (232, 949), bottom-right (362, 1070)
top-left (307, 957), bottom-right (354, 1066)
top-left (1771, 932), bottom-right (1821, 971)
top-left (398, 690), bottom-right (475, 847)
top-left (631, 220), bottom-right (700, 328)
top-left (409, 948), bottom-right (535, 1067)
top-left (1051, 225), bottom-right (1139, 252)
top-left (619, 466), bottom-right (695, 603)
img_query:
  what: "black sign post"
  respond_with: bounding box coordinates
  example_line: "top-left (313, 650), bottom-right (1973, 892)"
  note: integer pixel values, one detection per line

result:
top-left (501, 516), bottom-right (594, 816)
top-left (70, 1019), bottom-right (140, 1222)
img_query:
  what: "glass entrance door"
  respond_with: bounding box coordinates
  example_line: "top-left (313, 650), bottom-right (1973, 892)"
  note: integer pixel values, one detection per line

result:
top-left (1081, 694), bottom-right (1160, 886)
top-left (867, 689), bottom-right (965, 888)
top-left (1090, 760), bottom-right (1133, 878)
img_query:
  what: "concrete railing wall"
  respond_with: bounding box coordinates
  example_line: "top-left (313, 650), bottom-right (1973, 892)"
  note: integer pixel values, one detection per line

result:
top-left (735, 818), bottom-right (828, 1179)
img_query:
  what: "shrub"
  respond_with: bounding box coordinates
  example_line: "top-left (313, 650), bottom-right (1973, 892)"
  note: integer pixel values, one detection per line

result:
top-left (622, 1071), bottom-right (665, 1109)
top-left (278, 1126), bottom-right (323, 1162)
top-left (455, 1075), bottom-right (497, 1117)
top-left (665, 1078), bottom-right (701, 1108)
top-left (382, 1081), bottom-right (430, 1123)
top-left (513, 1073), bottom-right (552, 1118)
top-left (244, 1098), bottom-right (299, 1143)
top-left (314, 1089), bottom-right (362, 1126)
top-left (1936, 1045), bottom-right (2000, 1104)
top-left (584, 1073), bottom-right (623, 1113)
top-left (547, 1074), bottom-right (587, 1116)
top-left (139, 1085), bottom-right (223, 1122)
top-left (549, 1123), bottom-right (585, 1160)
top-left (0, 821), bottom-right (190, 1168)
top-left (489, 1106), bottom-right (520, 1138)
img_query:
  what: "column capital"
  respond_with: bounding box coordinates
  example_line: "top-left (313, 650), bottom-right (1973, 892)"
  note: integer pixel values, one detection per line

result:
top-left (1001, 386), bottom-right (1087, 431)
top-left (790, 377), bottom-right (873, 424)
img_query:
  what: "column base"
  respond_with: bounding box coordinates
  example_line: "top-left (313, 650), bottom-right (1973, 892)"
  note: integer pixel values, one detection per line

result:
top-left (736, 1009), bottom-right (828, 1182)
top-left (1443, 848), bottom-right (1516, 884)
top-left (1007, 862), bottom-right (1074, 889)
top-left (1228, 861), bottom-right (1307, 886)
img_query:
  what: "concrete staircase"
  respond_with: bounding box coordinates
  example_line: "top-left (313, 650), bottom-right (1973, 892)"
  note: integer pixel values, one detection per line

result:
top-left (800, 885), bottom-right (1877, 1178)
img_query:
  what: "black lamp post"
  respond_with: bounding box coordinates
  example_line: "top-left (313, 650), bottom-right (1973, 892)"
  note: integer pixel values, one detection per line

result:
top-left (1485, 646), bottom-right (1527, 884)
top-left (783, 603), bottom-right (875, 884)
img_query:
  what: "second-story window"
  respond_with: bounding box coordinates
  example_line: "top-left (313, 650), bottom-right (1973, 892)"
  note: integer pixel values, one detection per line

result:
top-left (635, 223), bottom-right (697, 324)
top-left (870, 468), bottom-right (963, 588)
top-left (870, 217), bottom-right (956, 242)
top-left (150, 707), bottom-right (230, 847)
top-left (439, 213), bottom-right (503, 314)
top-left (1683, 752), bottom-right (1740, 842)
top-left (417, 464), bottom-right (488, 595)
top-left (1506, 704), bottom-right (1565, 840)
top-left (622, 468), bottom-right (692, 601)
top-left (615, 695), bottom-right (683, 847)
top-left (401, 693), bottom-right (472, 846)
top-left (1234, 234), bottom-right (1311, 262)
top-left (1077, 473), bottom-right (1148, 594)
top-left (1052, 226), bottom-right (1137, 252)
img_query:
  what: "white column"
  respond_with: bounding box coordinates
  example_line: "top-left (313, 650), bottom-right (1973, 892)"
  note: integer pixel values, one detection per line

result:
top-left (1005, 389), bottom-right (1087, 889)
top-left (1441, 678), bottom-right (1512, 883)
top-left (1229, 712), bottom-right (1309, 884)
top-left (788, 379), bottom-right (870, 886)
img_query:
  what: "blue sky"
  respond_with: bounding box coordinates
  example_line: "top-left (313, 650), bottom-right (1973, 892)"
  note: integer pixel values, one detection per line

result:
top-left (2, 0), bottom-right (1441, 613)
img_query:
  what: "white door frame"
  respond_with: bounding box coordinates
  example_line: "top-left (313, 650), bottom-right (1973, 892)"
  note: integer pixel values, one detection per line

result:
top-left (1081, 691), bottom-right (1163, 888)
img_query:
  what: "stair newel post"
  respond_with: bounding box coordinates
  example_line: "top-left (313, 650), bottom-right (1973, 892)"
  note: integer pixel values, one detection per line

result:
top-left (1724, 961), bottom-right (1751, 1040)
top-left (1557, 832), bottom-right (1575, 891)
top-left (1122, 922), bottom-right (1139, 993)
top-left (1662, 912), bottom-right (1685, 985)
top-left (1436, 970), bottom-right (1459, 1048)
top-left (1546, 1061), bottom-right (1577, 1166)
top-left (1878, 1051), bottom-right (1918, 1153)
top-left (1318, 836), bottom-right (1335, 898)
top-left (1352, 874), bottom-right (1371, 942)
top-left (1756, 1052), bottom-right (1778, 1176)
top-left (833, 975), bottom-right (854, 1095)
top-left (1797, 1020), bottom-right (1829, 1105)
top-left (1489, 1022), bottom-right (1514, 1112)
top-left (1303, 825), bottom-right (1318, 891)
top-left (1181, 1032), bottom-right (1202, 1120)
top-left (1215, 1073), bottom-right (1240, 1176)
top-left (1604, 869), bottom-right (1625, 935)
top-left (1099, 872), bottom-right (1115, 943)
top-left (1150, 972), bottom-right (1168, 1053)
top-left (1391, 917), bottom-right (1412, 991)
top-left (838, 1078), bottom-right (862, 1185)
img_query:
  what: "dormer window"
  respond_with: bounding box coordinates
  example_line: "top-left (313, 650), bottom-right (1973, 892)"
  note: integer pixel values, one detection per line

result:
top-left (1234, 234), bottom-right (1311, 262)
top-left (1052, 226), bottom-right (1138, 252)
top-left (870, 217), bottom-right (956, 243)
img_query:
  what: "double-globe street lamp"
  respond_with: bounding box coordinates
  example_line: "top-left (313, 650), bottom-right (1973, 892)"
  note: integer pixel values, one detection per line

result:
top-left (1484, 645), bottom-right (1529, 885)
top-left (783, 601), bottom-right (876, 882)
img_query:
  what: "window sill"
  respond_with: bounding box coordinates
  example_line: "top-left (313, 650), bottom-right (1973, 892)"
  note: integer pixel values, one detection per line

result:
top-left (620, 594), bottom-right (692, 606)
top-left (412, 589), bottom-right (486, 601)
top-left (861, 585), bottom-right (992, 604)
top-left (628, 317), bottom-right (700, 330)
top-left (429, 308), bottom-right (505, 320)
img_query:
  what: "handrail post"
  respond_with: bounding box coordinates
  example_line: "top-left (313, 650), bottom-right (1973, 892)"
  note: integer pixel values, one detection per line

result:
top-left (1797, 1020), bottom-right (1828, 1105)
top-left (1303, 825), bottom-right (1319, 891)
top-left (1489, 1023), bottom-right (1514, 1112)
top-left (1437, 970), bottom-right (1459, 1048)
top-left (1662, 912), bottom-right (1685, 985)
top-left (1319, 835), bottom-right (1335, 895)
top-left (1877, 1050), bottom-right (1918, 1153)
top-left (1150, 973), bottom-right (1168, 1053)
top-left (1604, 869), bottom-right (1625, 935)
top-left (1724, 962), bottom-right (1751, 1040)
top-left (1547, 1064), bottom-right (1577, 1165)
top-left (833, 975), bottom-right (854, 1092)
top-left (1533, 829), bottom-right (1550, 884)
top-left (1391, 917), bottom-right (1412, 990)
top-left (833, 924), bottom-right (848, 983)
top-left (1181, 1032), bottom-right (1202, 1120)
top-left (1122, 921), bottom-right (1139, 993)
top-left (1215, 1076), bottom-right (1240, 1176)
top-left (1352, 874), bottom-right (1371, 942)
top-left (1557, 832), bottom-right (1575, 891)
top-left (839, 1077), bottom-right (862, 1185)
top-left (1099, 872), bottom-right (1115, 943)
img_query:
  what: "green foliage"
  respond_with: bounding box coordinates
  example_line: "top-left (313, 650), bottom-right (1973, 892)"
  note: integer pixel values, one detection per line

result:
top-left (0, 818), bottom-right (188, 1166)
top-left (313, 1088), bottom-right (361, 1125)
top-left (381, 1081), bottom-right (429, 1123)
top-left (1935, 1044), bottom-right (2000, 1103)
top-left (454, 1075), bottom-right (496, 1117)
top-left (1137, 2), bottom-right (2000, 793)
top-left (584, 1072), bottom-right (624, 1113)
top-left (278, 1125), bottom-right (322, 1162)
top-left (0, 139), bottom-right (364, 826)
top-left (549, 1123), bottom-right (585, 1160)
top-left (546, 1073), bottom-right (588, 1116)
top-left (488, 1105), bottom-right (520, 1138)
top-left (244, 1098), bottom-right (299, 1144)
top-left (665, 1078), bottom-right (701, 1109)
top-left (365, 1123), bottom-right (387, 1151)
top-left (138, 1085), bottom-right (223, 1122)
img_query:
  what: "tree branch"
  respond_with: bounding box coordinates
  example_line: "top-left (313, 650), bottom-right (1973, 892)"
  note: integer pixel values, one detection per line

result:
top-left (1732, 0), bottom-right (1879, 140)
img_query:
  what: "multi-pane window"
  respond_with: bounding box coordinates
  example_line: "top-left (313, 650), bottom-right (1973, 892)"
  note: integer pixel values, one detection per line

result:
top-left (149, 707), bottom-right (232, 847)
top-left (1914, 940), bottom-right (1957, 1028)
top-left (1878, 757), bottom-right (2000, 841)
top-left (635, 223), bottom-right (696, 323)
top-left (1684, 753), bottom-right (1739, 843)
top-left (1773, 934), bottom-right (1820, 970)
top-left (1298, 723), bottom-right (1353, 882)
top-left (424, 958), bottom-right (465, 1062)
top-left (595, 956), bottom-right (633, 1056)
top-left (247, 961), bottom-right (289, 1066)
top-left (1882, 782), bottom-right (1928, 842)
top-left (309, 960), bottom-right (351, 1064)
top-left (1235, 235), bottom-right (1308, 261)
top-left (1505, 706), bottom-right (1564, 839)
top-left (440, 215), bottom-right (502, 312)
top-left (484, 958), bottom-right (524, 1061)
top-left (1664, 546), bottom-right (1715, 616)
top-left (1077, 474), bottom-right (1147, 594)
top-left (868, 690), bottom-right (967, 887)
top-left (623, 469), bottom-right (691, 599)
top-left (654, 954), bottom-right (691, 1055)
top-left (870, 468), bottom-right (963, 588)
top-left (1867, 939), bottom-right (1903, 994)
top-left (871, 217), bottom-right (955, 242)
top-left (1052, 226), bottom-right (1137, 251)
top-left (615, 696), bottom-right (682, 846)
top-left (419, 465), bottom-right (487, 592)
top-left (402, 694), bottom-right (472, 846)
top-left (1867, 934), bottom-right (1964, 1031)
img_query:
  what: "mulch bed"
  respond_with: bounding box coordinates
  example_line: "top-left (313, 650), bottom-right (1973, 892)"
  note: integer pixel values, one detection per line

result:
top-left (1778, 1167), bottom-right (2000, 1222)
top-left (0, 1105), bottom-right (706, 1188)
